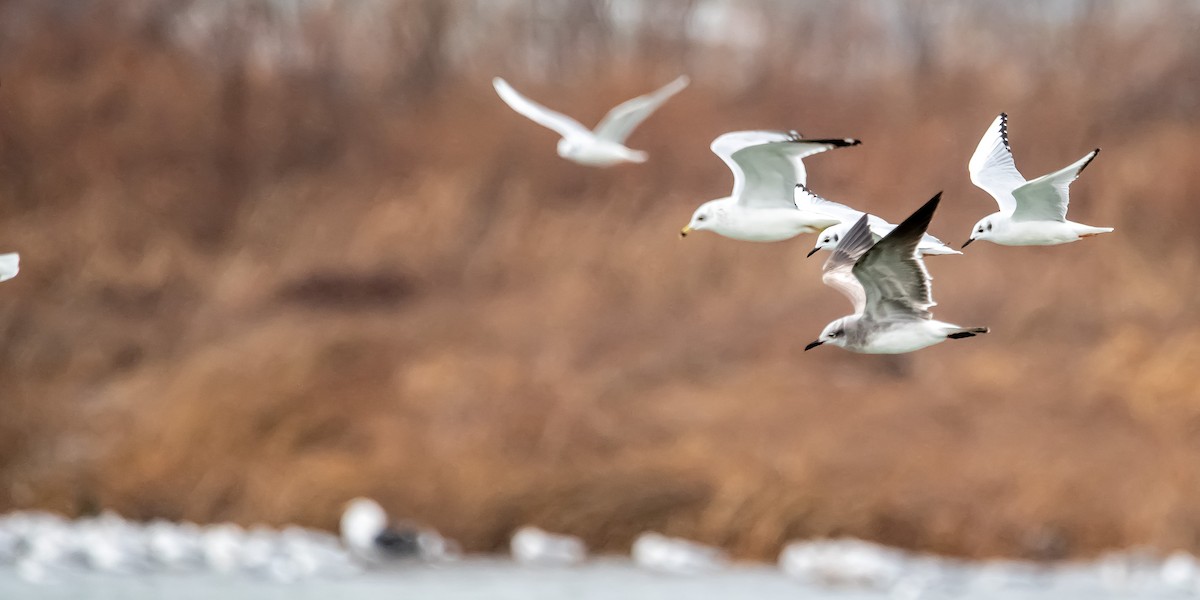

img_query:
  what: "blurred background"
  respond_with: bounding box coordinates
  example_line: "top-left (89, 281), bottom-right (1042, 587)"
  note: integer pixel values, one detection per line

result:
top-left (0, 0), bottom-right (1198, 563)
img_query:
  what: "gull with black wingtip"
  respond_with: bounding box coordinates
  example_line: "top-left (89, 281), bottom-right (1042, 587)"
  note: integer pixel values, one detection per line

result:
top-left (806, 193), bottom-right (988, 355)
top-left (963, 113), bottom-right (1112, 248)
top-left (797, 184), bottom-right (959, 258)
top-left (680, 131), bottom-right (859, 242)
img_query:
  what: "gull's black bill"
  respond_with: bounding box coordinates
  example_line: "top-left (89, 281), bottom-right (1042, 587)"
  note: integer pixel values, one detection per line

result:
top-left (804, 340), bottom-right (824, 351)
top-left (961, 238), bottom-right (974, 248)
top-left (805, 247), bottom-right (819, 258)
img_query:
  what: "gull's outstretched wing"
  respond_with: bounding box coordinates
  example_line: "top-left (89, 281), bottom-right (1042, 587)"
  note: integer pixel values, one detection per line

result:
top-left (0, 252), bottom-right (18, 282)
top-left (593, 75), bottom-right (689, 144)
top-left (821, 214), bottom-right (874, 315)
top-left (1010, 149), bottom-right (1100, 223)
top-left (968, 113), bottom-right (1026, 213)
top-left (711, 131), bottom-right (859, 210)
top-left (794, 183), bottom-right (863, 223)
top-left (853, 193), bottom-right (941, 322)
top-left (493, 78), bottom-right (591, 139)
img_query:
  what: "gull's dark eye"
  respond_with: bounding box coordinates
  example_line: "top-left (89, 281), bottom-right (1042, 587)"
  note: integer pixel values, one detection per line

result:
top-left (829, 330), bottom-right (840, 339)
top-left (986, 222), bottom-right (993, 232)
top-left (697, 215), bottom-right (706, 221)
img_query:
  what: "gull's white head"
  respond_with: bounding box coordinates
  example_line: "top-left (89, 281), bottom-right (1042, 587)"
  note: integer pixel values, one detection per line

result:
top-left (806, 318), bottom-right (850, 351)
top-left (808, 224), bottom-right (850, 257)
top-left (680, 200), bottom-right (728, 238)
top-left (963, 213), bottom-right (1001, 248)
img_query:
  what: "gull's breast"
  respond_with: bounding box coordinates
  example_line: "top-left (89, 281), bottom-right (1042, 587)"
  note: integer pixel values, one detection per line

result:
top-left (994, 220), bottom-right (1080, 245)
top-left (714, 208), bottom-right (821, 242)
top-left (855, 322), bottom-right (946, 354)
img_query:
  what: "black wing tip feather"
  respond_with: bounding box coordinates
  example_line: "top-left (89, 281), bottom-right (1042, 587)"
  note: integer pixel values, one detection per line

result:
top-left (997, 113), bottom-right (1011, 152)
top-left (809, 137), bottom-right (861, 147)
top-left (784, 131), bottom-right (861, 147)
top-left (1077, 148), bottom-right (1101, 175)
top-left (881, 192), bottom-right (941, 248)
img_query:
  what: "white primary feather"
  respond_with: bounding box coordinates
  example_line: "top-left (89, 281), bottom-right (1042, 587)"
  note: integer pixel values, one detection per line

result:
top-left (492, 78), bottom-right (591, 140)
top-left (0, 253), bottom-right (18, 282)
top-left (592, 75), bottom-right (689, 143)
top-left (968, 113), bottom-right (1025, 213)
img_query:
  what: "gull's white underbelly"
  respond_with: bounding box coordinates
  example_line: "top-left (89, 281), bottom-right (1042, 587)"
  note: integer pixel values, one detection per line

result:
top-left (990, 220), bottom-right (1086, 246)
top-left (711, 208), bottom-right (831, 242)
top-left (853, 321), bottom-right (951, 354)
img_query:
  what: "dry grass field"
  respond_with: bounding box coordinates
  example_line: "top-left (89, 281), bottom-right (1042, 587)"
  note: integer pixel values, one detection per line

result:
top-left (1, 0), bottom-right (1200, 560)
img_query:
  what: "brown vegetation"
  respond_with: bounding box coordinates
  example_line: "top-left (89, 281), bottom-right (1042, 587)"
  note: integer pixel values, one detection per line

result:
top-left (1, 0), bottom-right (1200, 561)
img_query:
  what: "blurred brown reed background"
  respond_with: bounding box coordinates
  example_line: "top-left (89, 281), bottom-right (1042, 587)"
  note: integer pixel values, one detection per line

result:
top-left (1, 0), bottom-right (1199, 561)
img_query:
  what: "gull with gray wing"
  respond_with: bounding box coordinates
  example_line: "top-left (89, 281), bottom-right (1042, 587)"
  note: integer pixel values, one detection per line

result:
top-left (796, 184), bottom-right (959, 257)
top-left (964, 113), bottom-right (1112, 247)
top-left (493, 75), bottom-right (688, 167)
top-left (680, 131), bottom-right (859, 242)
top-left (806, 193), bottom-right (988, 355)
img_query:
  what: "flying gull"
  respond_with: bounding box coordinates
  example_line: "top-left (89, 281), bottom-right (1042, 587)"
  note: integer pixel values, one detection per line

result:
top-left (680, 131), bottom-right (859, 242)
top-left (493, 75), bottom-right (688, 167)
top-left (797, 184), bottom-right (959, 257)
top-left (963, 113), bottom-right (1111, 247)
top-left (806, 193), bottom-right (989, 354)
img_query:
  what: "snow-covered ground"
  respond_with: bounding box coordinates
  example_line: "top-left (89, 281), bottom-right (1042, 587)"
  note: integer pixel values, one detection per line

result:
top-left (3, 511), bottom-right (1200, 599)
top-left (3, 558), bottom-right (1198, 600)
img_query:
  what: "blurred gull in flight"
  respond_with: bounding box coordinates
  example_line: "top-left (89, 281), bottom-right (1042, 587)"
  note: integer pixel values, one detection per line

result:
top-left (510, 526), bottom-right (587, 566)
top-left (492, 75), bottom-right (688, 167)
top-left (680, 131), bottom-right (858, 241)
top-left (805, 193), bottom-right (989, 354)
top-left (0, 252), bottom-right (18, 282)
top-left (631, 532), bottom-right (727, 575)
top-left (964, 113), bottom-right (1111, 248)
top-left (339, 497), bottom-right (458, 565)
top-left (798, 184), bottom-right (959, 257)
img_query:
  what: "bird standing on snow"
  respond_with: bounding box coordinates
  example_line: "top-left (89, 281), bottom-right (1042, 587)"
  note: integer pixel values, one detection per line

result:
top-left (493, 75), bottom-right (688, 167)
top-left (806, 193), bottom-right (989, 354)
top-left (963, 113), bottom-right (1111, 248)
top-left (680, 131), bottom-right (858, 242)
top-left (631, 532), bottom-right (727, 575)
top-left (339, 498), bottom-right (456, 565)
top-left (510, 526), bottom-right (587, 566)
